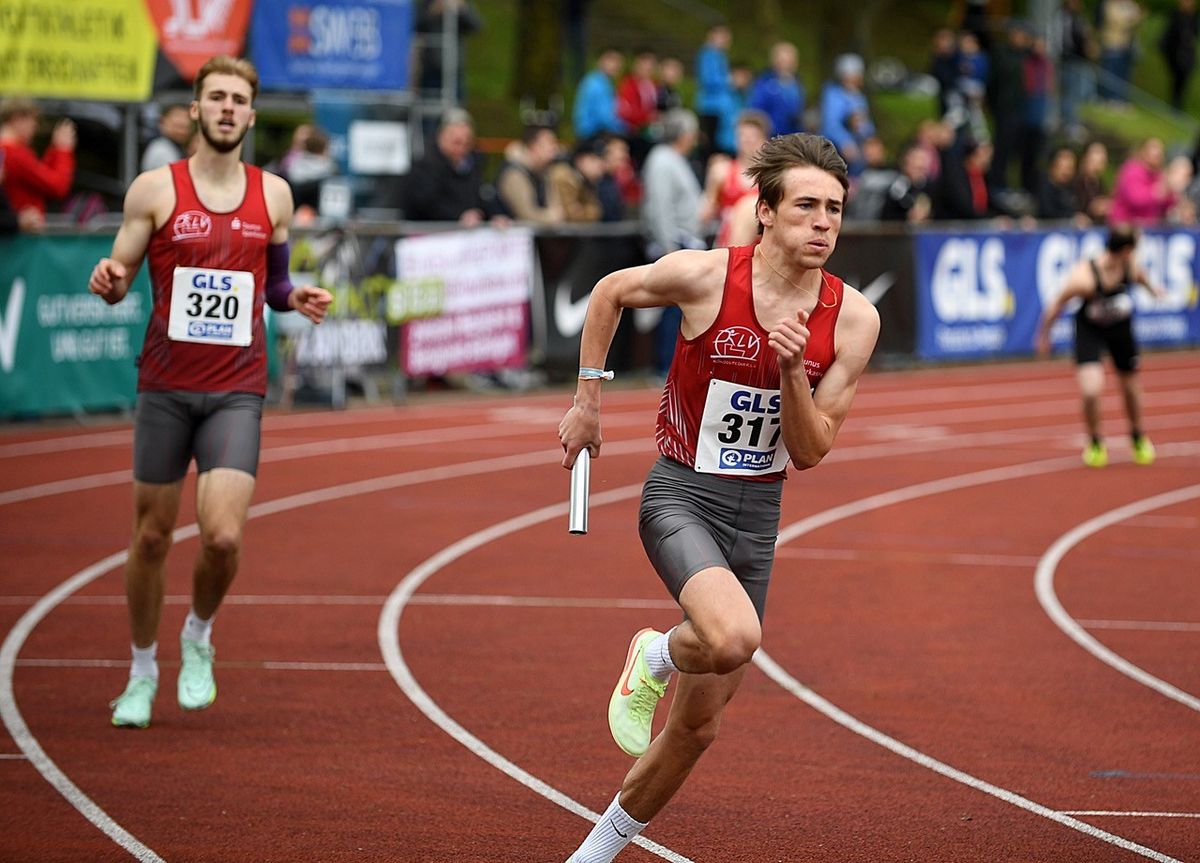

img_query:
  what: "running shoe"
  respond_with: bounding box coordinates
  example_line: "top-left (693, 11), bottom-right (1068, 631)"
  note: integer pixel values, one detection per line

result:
top-left (1081, 441), bottom-right (1108, 468)
top-left (177, 637), bottom-right (216, 710)
top-left (110, 676), bottom-right (157, 728)
top-left (1132, 436), bottom-right (1156, 466)
top-left (608, 628), bottom-right (668, 758)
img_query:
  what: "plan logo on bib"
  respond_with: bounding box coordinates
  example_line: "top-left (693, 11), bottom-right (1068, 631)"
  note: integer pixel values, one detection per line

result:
top-left (712, 326), bottom-right (761, 362)
top-left (145, 0), bottom-right (255, 81)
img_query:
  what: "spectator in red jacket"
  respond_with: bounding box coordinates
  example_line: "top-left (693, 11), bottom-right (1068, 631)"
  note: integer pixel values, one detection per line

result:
top-left (0, 97), bottom-right (76, 218)
top-left (617, 49), bottom-right (660, 167)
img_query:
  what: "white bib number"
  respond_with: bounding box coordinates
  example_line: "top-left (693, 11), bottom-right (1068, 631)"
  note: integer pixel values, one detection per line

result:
top-left (167, 267), bottom-right (254, 347)
top-left (694, 379), bottom-right (787, 475)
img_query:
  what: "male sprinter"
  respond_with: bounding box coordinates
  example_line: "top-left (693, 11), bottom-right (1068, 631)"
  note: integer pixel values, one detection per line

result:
top-left (558, 133), bottom-right (879, 862)
top-left (1036, 225), bottom-right (1167, 467)
top-left (88, 55), bottom-right (332, 728)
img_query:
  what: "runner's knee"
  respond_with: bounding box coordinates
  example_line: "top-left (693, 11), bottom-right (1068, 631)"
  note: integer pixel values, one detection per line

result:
top-left (199, 525), bottom-right (242, 559)
top-left (699, 620), bottom-right (761, 674)
top-left (131, 523), bottom-right (172, 563)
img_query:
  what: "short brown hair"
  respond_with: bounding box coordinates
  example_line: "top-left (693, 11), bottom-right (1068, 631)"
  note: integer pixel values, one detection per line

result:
top-left (747, 133), bottom-right (849, 211)
top-left (193, 55), bottom-right (259, 101)
top-left (0, 97), bottom-right (39, 126)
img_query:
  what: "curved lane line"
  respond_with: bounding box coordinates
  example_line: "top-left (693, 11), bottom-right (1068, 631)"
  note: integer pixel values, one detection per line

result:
top-left (0, 443), bottom-right (651, 861)
top-left (761, 448), bottom-right (1200, 863)
top-left (1034, 484), bottom-right (1200, 713)
top-left (377, 484), bottom-right (695, 863)
top-left (6, 438), bottom-right (1196, 860)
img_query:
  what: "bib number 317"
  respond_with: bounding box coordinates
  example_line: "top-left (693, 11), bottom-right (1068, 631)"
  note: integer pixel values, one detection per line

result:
top-left (167, 267), bottom-right (254, 347)
top-left (694, 379), bottom-right (786, 475)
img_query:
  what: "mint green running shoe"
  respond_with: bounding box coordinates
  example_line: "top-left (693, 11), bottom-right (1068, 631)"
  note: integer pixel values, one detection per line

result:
top-left (1132, 436), bottom-right (1156, 466)
top-left (608, 628), bottom-right (668, 758)
top-left (177, 637), bottom-right (216, 710)
top-left (110, 676), bottom-right (157, 728)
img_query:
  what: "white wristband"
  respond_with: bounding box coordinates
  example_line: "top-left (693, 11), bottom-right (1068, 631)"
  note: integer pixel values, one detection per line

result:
top-left (578, 367), bottom-right (615, 381)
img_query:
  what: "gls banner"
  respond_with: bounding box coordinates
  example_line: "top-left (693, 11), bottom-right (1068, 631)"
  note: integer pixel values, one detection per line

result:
top-left (251, 0), bottom-right (412, 91)
top-left (914, 228), bottom-right (1200, 360)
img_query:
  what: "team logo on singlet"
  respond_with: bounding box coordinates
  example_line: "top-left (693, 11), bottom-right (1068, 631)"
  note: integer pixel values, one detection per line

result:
top-left (172, 211), bottom-right (212, 241)
top-left (711, 326), bottom-right (761, 362)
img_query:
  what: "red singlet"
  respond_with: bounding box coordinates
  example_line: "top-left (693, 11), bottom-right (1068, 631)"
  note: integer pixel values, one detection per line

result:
top-left (655, 244), bottom-right (844, 480)
top-left (138, 160), bottom-right (272, 395)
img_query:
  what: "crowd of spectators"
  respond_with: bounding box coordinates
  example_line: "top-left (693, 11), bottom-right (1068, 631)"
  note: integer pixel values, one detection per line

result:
top-left (4, 4), bottom-right (1200, 243)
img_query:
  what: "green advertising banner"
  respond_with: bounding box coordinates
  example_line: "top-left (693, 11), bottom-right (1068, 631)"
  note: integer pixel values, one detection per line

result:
top-left (0, 234), bottom-right (149, 418)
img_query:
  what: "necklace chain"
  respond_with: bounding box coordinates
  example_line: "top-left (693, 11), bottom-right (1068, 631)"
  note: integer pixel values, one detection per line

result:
top-left (754, 246), bottom-right (838, 309)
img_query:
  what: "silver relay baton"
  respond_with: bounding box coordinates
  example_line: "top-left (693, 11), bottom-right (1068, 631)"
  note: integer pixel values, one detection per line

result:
top-left (568, 448), bottom-right (590, 535)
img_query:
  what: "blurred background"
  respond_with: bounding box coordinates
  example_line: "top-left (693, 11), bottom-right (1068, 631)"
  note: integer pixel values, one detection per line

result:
top-left (2, 0), bottom-right (1198, 418)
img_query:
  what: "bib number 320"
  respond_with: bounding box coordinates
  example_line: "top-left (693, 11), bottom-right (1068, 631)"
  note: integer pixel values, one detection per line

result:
top-left (167, 266), bottom-right (254, 347)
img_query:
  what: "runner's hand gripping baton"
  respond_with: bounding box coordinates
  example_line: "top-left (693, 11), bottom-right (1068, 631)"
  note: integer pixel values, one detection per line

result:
top-left (568, 448), bottom-right (590, 535)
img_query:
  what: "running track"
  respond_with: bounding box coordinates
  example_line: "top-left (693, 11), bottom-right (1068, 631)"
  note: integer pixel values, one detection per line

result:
top-left (1, 351), bottom-right (1198, 863)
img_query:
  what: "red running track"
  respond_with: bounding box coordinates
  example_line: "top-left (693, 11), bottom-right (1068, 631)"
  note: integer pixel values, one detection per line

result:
top-left (1, 351), bottom-right (1198, 863)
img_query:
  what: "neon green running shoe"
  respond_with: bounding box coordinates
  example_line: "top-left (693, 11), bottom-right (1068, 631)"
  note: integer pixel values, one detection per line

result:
top-left (608, 628), bottom-right (668, 758)
top-left (1081, 441), bottom-right (1108, 468)
top-left (1132, 436), bottom-right (1156, 466)
top-left (177, 637), bottom-right (216, 710)
top-left (110, 676), bottom-right (157, 728)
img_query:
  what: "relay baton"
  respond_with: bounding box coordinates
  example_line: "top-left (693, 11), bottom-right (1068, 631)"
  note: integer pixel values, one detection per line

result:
top-left (568, 448), bottom-right (591, 535)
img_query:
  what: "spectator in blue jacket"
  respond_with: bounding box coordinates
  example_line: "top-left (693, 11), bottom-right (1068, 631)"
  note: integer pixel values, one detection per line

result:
top-left (573, 48), bottom-right (626, 143)
top-left (748, 41), bottom-right (805, 136)
top-left (694, 23), bottom-right (732, 161)
top-left (820, 53), bottom-right (875, 177)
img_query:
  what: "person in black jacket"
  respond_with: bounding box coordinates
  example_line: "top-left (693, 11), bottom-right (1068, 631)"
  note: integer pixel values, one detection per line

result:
top-left (1037, 145), bottom-right (1085, 222)
top-left (1160, 0), bottom-right (1199, 110)
top-left (404, 108), bottom-right (499, 225)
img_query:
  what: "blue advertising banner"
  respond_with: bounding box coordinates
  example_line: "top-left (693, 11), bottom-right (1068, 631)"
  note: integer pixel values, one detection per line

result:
top-left (914, 228), bottom-right (1200, 361)
top-left (251, 0), bottom-right (413, 91)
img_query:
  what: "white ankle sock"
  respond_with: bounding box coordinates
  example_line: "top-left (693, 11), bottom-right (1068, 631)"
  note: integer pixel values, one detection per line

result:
top-left (644, 628), bottom-right (678, 682)
top-left (568, 793), bottom-right (648, 863)
top-left (182, 609), bottom-right (213, 646)
top-left (130, 642), bottom-right (158, 681)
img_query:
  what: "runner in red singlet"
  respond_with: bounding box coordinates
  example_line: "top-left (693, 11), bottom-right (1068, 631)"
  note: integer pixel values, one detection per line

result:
top-left (699, 109), bottom-right (770, 248)
top-left (558, 134), bottom-right (879, 863)
top-left (87, 55), bottom-right (331, 729)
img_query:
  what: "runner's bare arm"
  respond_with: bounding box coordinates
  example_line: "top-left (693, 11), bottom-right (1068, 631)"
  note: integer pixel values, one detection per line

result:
top-left (263, 170), bottom-right (332, 323)
top-left (1036, 260), bottom-right (1093, 352)
top-left (1131, 262), bottom-right (1169, 300)
top-left (87, 168), bottom-right (169, 304)
top-left (557, 249), bottom-right (725, 468)
top-left (774, 286), bottom-right (879, 469)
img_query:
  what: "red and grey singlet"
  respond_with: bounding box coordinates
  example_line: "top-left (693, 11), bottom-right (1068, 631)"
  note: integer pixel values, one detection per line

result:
top-left (138, 160), bottom-right (272, 395)
top-left (654, 243), bottom-right (844, 480)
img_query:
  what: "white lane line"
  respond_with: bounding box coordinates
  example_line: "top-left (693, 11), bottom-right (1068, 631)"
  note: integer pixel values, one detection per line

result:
top-left (1060, 811), bottom-right (1200, 819)
top-left (753, 653), bottom-right (1180, 863)
top-left (0, 440), bottom-right (654, 861)
top-left (0, 549), bottom-right (168, 863)
top-left (761, 449), bottom-right (1200, 863)
top-left (379, 449), bottom-right (1197, 863)
top-left (15, 659), bottom-right (387, 672)
top-left (1035, 484), bottom-right (1200, 714)
top-left (1, 593), bottom-right (677, 610)
top-left (1079, 620), bottom-right (1200, 633)
top-left (378, 483), bottom-right (695, 863)
top-left (374, 482), bottom-right (696, 859)
top-left (775, 548), bottom-right (1041, 567)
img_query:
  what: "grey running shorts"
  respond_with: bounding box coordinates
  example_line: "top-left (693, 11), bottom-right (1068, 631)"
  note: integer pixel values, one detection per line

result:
top-left (638, 455), bottom-right (783, 621)
top-left (133, 391), bottom-right (265, 484)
